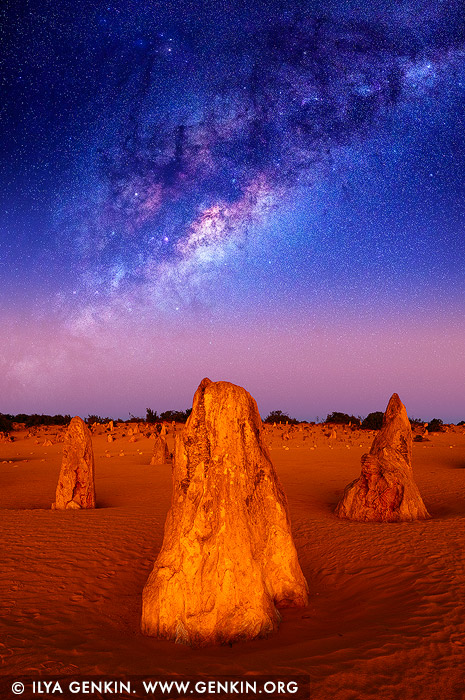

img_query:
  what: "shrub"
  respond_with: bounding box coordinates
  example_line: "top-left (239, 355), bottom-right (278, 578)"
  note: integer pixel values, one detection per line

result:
top-left (0, 414), bottom-right (13, 432)
top-left (51, 414), bottom-right (71, 426)
top-left (361, 412), bottom-right (384, 430)
top-left (159, 409), bottom-right (192, 423)
top-left (146, 408), bottom-right (159, 424)
top-left (128, 413), bottom-right (143, 422)
top-left (325, 412), bottom-right (361, 426)
top-left (4, 413), bottom-right (71, 427)
top-left (427, 418), bottom-right (444, 432)
top-left (264, 410), bottom-right (298, 425)
top-left (86, 415), bottom-right (105, 425)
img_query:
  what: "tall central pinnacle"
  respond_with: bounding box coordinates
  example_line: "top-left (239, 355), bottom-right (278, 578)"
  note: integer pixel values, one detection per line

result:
top-left (142, 377), bottom-right (308, 646)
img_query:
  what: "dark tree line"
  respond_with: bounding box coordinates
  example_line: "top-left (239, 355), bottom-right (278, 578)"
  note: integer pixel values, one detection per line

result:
top-left (0, 413), bottom-right (71, 431)
top-left (263, 410), bottom-right (299, 425)
top-left (0, 410), bottom-right (460, 433)
top-left (325, 412), bottom-right (362, 427)
top-left (263, 410), bottom-right (458, 430)
top-left (146, 408), bottom-right (192, 424)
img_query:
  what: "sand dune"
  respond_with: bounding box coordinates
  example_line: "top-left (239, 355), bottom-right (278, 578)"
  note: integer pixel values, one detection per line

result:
top-left (1, 423), bottom-right (465, 698)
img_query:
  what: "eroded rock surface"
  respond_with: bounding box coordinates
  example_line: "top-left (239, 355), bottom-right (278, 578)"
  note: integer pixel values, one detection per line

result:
top-left (142, 378), bottom-right (308, 646)
top-left (335, 393), bottom-right (429, 522)
top-left (150, 435), bottom-right (170, 465)
top-left (52, 416), bottom-right (96, 510)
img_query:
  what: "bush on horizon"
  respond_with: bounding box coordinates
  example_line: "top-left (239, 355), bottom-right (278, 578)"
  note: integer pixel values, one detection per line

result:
top-left (427, 418), bottom-right (444, 432)
top-left (145, 408), bottom-right (193, 424)
top-left (86, 414), bottom-right (111, 425)
top-left (264, 410), bottom-right (299, 425)
top-left (0, 414), bottom-right (13, 432)
top-left (325, 412), bottom-right (361, 426)
top-left (2, 413), bottom-right (71, 428)
top-left (159, 409), bottom-right (192, 423)
top-left (361, 411), bottom-right (384, 430)
top-left (146, 408), bottom-right (159, 424)
top-left (127, 413), bottom-right (143, 422)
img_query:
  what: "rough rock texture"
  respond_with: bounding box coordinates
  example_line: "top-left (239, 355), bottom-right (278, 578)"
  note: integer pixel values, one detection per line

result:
top-left (335, 394), bottom-right (429, 522)
top-left (150, 435), bottom-right (170, 465)
top-left (52, 417), bottom-right (96, 510)
top-left (142, 378), bottom-right (308, 646)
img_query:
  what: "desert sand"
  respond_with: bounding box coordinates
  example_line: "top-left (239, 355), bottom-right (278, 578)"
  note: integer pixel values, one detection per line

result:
top-left (1, 420), bottom-right (465, 698)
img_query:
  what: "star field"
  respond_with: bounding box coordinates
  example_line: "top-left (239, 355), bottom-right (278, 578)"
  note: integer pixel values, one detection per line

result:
top-left (1, 0), bottom-right (464, 420)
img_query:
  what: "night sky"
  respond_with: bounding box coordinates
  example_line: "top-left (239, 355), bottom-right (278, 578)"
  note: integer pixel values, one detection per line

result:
top-left (1, 0), bottom-right (465, 422)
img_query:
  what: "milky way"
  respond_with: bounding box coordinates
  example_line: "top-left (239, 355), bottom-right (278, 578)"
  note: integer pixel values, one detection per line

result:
top-left (69, 9), bottom-right (465, 305)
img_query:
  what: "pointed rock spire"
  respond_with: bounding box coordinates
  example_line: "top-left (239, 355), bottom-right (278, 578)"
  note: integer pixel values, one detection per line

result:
top-left (52, 416), bottom-right (96, 510)
top-left (335, 393), bottom-right (429, 522)
top-left (150, 434), bottom-right (170, 465)
top-left (142, 378), bottom-right (308, 646)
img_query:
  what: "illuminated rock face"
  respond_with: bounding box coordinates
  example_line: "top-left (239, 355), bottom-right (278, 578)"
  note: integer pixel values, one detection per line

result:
top-left (142, 378), bottom-right (308, 646)
top-left (52, 417), bottom-right (96, 510)
top-left (335, 394), bottom-right (429, 522)
top-left (150, 435), bottom-right (170, 465)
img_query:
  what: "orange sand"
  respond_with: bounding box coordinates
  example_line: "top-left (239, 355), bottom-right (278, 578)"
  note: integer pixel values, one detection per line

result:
top-left (1, 423), bottom-right (465, 699)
